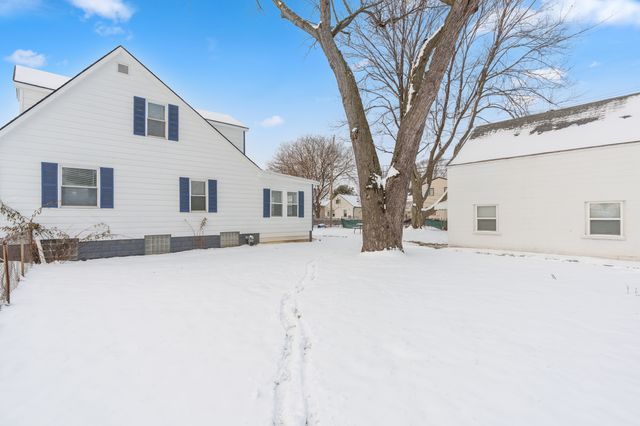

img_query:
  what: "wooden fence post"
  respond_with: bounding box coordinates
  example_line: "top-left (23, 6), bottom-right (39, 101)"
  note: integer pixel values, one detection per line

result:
top-left (3, 241), bottom-right (10, 305)
top-left (20, 243), bottom-right (25, 277)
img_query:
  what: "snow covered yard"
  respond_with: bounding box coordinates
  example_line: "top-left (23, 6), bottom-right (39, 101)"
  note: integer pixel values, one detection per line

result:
top-left (1, 228), bottom-right (639, 426)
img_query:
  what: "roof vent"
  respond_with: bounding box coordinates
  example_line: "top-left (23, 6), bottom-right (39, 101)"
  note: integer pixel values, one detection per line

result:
top-left (117, 63), bottom-right (129, 74)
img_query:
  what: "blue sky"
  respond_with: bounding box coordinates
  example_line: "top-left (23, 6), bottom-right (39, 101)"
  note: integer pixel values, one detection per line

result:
top-left (1, 0), bottom-right (640, 167)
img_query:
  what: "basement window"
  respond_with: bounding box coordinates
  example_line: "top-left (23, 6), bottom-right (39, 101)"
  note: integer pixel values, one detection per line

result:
top-left (587, 202), bottom-right (623, 237)
top-left (475, 205), bottom-right (498, 233)
top-left (61, 167), bottom-right (98, 207)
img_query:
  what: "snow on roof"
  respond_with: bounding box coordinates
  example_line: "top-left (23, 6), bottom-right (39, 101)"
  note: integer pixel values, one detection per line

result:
top-left (13, 65), bottom-right (70, 90)
top-left (339, 194), bottom-right (361, 208)
top-left (196, 109), bottom-right (248, 129)
top-left (451, 92), bottom-right (640, 165)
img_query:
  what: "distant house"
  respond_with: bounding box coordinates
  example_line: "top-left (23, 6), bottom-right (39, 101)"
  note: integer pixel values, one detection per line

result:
top-left (448, 93), bottom-right (639, 260)
top-left (405, 177), bottom-right (448, 222)
top-left (320, 194), bottom-right (362, 220)
top-left (0, 46), bottom-right (315, 260)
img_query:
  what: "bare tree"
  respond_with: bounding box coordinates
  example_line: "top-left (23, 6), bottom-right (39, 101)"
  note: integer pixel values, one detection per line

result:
top-left (347, 0), bottom-right (573, 227)
top-left (267, 135), bottom-right (355, 219)
top-left (269, 0), bottom-right (480, 251)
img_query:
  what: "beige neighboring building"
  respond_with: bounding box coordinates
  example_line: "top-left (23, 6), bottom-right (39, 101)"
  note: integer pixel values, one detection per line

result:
top-left (422, 177), bottom-right (448, 220)
top-left (320, 194), bottom-right (362, 220)
top-left (406, 177), bottom-right (448, 221)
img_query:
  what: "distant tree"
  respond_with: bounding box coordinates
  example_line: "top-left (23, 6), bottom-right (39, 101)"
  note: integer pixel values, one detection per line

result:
top-left (267, 135), bottom-right (355, 218)
top-left (333, 184), bottom-right (356, 198)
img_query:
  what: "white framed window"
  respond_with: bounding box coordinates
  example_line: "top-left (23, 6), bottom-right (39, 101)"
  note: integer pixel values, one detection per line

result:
top-left (335, 198), bottom-right (340, 205)
top-left (475, 205), bottom-right (498, 233)
top-left (271, 190), bottom-right (283, 217)
top-left (61, 167), bottom-right (98, 207)
top-left (147, 101), bottom-right (166, 138)
top-left (586, 202), bottom-right (623, 237)
top-left (428, 188), bottom-right (435, 196)
top-left (287, 192), bottom-right (298, 217)
top-left (190, 180), bottom-right (207, 212)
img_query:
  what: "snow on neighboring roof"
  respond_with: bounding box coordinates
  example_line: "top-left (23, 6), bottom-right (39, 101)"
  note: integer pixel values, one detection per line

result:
top-left (434, 201), bottom-right (447, 210)
top-left (196, 109), bottom-right (248, 129)
top-left (451, 92), bottom-right (640, 165)
top-left (13, 65), bottom-right (70, 90)
top-left (339, 194), bottom-right (361, 208)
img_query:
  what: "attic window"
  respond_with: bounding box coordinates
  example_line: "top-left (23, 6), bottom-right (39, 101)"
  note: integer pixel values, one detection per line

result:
top-left (117, 63), bottom-right (129, 74)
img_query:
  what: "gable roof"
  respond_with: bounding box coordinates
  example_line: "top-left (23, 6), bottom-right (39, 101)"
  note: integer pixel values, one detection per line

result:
top-left (338, 194), bottom-right (361, 208)
top-left (11, 63), bottom-right (247, 130)
top-left (451, 92), bottom-right (640, 166)
top-left (0, 46), bottom-right (265, 169)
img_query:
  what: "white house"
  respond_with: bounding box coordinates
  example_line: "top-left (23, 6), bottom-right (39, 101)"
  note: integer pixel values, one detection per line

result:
top-left (448, 92), bottom-right (639, 260)
top-left (0, 46), bottom-right (315, 259)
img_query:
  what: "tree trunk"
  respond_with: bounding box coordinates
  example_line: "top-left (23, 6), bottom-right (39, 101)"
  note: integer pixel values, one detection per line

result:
top-left (273, 0), bottom-right (478, 252)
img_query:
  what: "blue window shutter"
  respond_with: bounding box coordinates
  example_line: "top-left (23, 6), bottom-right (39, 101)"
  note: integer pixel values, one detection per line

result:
top-left (208, 179), bottom-right (217, 213)
top-left (179, 177), bottom-right (190, 212)
top-left (41, 162), bottom-right (58, 208)
top-left (168, 104), bottom-right (179, 141)
top-left (298, 191), bottom-right (304, 218)
top-left (263, 188), bottom-right (270, 218)
top-left (100, 167), bottom-right (114, 208)
top-left (133, 96), bottom-right (146, 136)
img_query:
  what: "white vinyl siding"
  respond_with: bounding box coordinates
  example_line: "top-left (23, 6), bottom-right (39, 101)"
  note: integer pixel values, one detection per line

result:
top-left (61, 167), bottom-right (98, 207)
top-left (0, 49), bottom-right (313, 243)
top-left (587, 202), bottom-right (623, 237)
top-left (448, 142), bottom-right (639, 260)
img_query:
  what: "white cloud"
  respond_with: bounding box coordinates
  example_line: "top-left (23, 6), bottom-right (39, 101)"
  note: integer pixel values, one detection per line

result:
top-left (589, 60), bottom-right (602, 68)
top-left (0, 0), bottom-right (41, 16)
top-left (527, 67), bottom-right (566, 82)
top-left (260, 115), bottom-right (285, 127)
top-left (94, 22), bottom-right (125, 36)
top-left (68, 0), bottom-right (134, 22)
top-left (4, 49), bottom-right (46, 68)
top-left (547, 0), bottom-right (640, 26)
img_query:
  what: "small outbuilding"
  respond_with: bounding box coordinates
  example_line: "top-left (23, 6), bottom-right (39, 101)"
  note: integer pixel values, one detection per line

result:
top-left (448, 93), bottom-right (639, 260)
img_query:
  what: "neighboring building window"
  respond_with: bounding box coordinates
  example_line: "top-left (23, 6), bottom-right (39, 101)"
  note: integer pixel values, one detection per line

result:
top-left (287, 192), bottom-right (298, 217)
top-left (271, 191), bottom-right (283, 217)
top-left (428, 188), bottom-right (435, 196)
top-left (343, 209), bottom-right (348, 217)
top-left (444, 187), bottom-right (448, 192)
top-left (61, 167), bottom-right (98, 207)
top-left (587, 202), bottom-right (622, 236)
top-left (147, 102), bottom-right (166, 138)
top-left (475, 205), bottom-right (497, 232)
top-left (335, 198), bottom-right (340, 205)
top-left (190, 180), bottom-right (206, 211)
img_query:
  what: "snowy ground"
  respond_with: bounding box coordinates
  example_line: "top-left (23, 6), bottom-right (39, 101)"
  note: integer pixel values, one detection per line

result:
top-left (1, 227), bottom-right (639, 425)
